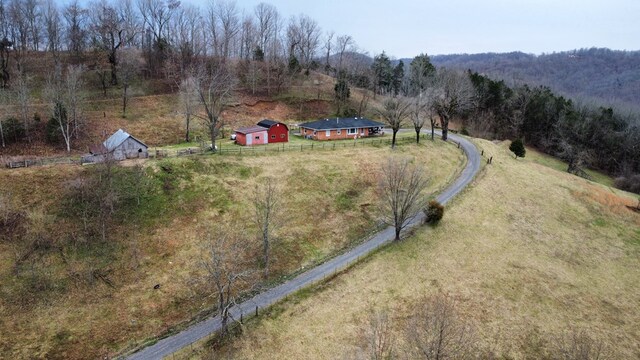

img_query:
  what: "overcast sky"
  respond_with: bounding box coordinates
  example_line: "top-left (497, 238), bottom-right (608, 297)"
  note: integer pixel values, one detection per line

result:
top-left (189, 0), bottom-right (639, 58)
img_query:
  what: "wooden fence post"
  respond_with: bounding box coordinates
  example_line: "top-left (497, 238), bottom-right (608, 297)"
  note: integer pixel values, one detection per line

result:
top-left (481, 150), bottom-right (484, 156)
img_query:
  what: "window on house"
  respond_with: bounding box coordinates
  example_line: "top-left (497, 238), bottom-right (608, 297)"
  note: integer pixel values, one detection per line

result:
top-left (347, 128), bottom-right (357, 135)
top-left (255, 135), bottom-right (260, 140)
top-left (337, 129), bottom-right (341, 135)
top-left (280, 134), bottom-right (285, 138)
top-left (326, 130), bottom-right (331, 137)
top-left (271, 135), bottom-right (276, 139)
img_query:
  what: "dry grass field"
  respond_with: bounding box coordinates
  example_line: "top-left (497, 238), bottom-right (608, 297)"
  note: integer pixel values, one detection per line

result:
top-left (0, 139), bottom-right (463, 359)
top-left (182, 139), bottom-right (640, 359)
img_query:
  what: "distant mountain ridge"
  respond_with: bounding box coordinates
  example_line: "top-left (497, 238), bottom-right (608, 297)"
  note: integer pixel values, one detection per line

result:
top-left (403, 48), bottom-right (640, 111)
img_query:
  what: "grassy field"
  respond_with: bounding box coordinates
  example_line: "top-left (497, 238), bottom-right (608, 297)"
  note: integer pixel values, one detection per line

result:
top-left (524, 146), bottom-right (616, 188)
top-left (0, 139), bottom-right (464, 359)
top-left (181, 139), bottom-right (640, 359)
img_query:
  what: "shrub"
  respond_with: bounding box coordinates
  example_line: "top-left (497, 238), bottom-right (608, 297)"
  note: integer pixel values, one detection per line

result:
top-left (424, 200), bottom-right (444, 225)
top-left (1, 117), bottom-right (25, 144)
top-left (510, 138), bottom-right (526, 158)
top-left (614, 174), bottom-right (640, 194)
top-left (460, 127), bottom-right (470, 136)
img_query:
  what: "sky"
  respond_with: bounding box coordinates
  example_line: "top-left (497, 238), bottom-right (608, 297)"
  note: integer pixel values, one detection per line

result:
top-left (189, 0), bottom-right (640, 58)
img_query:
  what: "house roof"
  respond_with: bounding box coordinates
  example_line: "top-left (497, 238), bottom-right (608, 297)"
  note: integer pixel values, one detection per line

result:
top-left (299, 117), bottom-right (384, 130)
top-left (257, 119), bottom-right (288, 130)
top-left (235, 126), bottom-right (268, 135)
top-left (103, 129), bottom-right (147, 151)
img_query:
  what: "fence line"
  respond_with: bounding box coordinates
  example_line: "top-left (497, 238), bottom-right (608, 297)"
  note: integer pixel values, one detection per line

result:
top-left (3, 134), bottom-right (428, 169)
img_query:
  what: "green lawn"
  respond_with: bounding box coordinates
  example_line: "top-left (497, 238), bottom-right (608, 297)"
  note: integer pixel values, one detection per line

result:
top-left (151, 131), bottom-right (420, 153)
top-left (525, 146), bottom-right (615, 188)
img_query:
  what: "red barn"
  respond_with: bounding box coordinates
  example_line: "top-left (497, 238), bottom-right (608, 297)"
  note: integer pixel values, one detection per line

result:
top-left (257, 119), bottom-right (289, 143)
top-left (234, 126), bottom-right (269, 146)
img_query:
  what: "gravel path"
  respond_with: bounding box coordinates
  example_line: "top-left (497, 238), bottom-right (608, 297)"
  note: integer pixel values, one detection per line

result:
top-left (124, 131), bottom-right (481, 360)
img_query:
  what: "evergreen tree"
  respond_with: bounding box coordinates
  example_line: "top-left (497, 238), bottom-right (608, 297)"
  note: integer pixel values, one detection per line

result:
top-left (409, 53), bottom-right (436, 95)
top-left (334, 76), bottom-right (350, 115)
top-left (509, 138), bottom-right (526, 158)
top-left (371, 51), bottom-right (393, 95)
top-left (392, 60), bottom-right (404, 95)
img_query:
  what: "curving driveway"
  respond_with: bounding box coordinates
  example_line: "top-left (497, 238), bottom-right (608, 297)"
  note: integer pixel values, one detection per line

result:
top-left (124, 131), bottom-right (481, 360)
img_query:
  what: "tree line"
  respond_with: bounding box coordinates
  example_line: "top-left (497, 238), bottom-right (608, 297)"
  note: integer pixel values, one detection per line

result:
top-left (364, 52), bottom-right (640, 194)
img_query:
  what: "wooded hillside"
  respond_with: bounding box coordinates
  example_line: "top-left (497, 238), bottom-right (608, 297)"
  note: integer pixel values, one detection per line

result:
top-left (422, 48), bottom-right (640, 112)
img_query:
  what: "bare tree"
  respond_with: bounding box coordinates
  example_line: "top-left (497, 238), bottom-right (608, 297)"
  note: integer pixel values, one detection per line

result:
top-left (336, 34), bottom-right (355, 71)
top-left (431, 69), bottom-right (474, 141)
top-left (411, 93), bottom-right (428, 144)
top-left (91, 0), bottom-right (128, 85)
top-left (42, 0), bottom-right (62, 61)
top-left (45, 66), bottom-right (71, 151)
top-left (207, 0), bottom-right (240, 62)
top-left (117, 49), bottom-right (143, 118)
top-left (377, 96), bottom-right (411, 148)
top-left (254, 2), bottom-right (277, 56)
top-left (44, 65), bottom-right (85, 151)
top-left (178, 75), bottom-right (197, 142)
top-left (13, 71), bottom-right (31, 142)
top-left (118, 0), bottom-right (140, 47)
top-left (65, 65), bottom-right (85, 138)
top-left (191, 63), bottom-right (235, 151)
top-left (199, 225), bottom-right (254, 336)
top-left (322, 30), bottom-right (333, 71)
top-left (253, 177), bottom-right (282, 278)
top-left (137, 0), bottom-right (178, 45)
top-left (360, 309), bottom-right (395, 360)
top-left (169, 4), bottom-right (203, 74)
top-left (405, 294), bottom-right (479, 359)
top-left (23, 0), bottom-right (40, 51)
top-left (378, 158), bottom-right (428, 241)
top-left (63, 0), bottom-right (88, 56)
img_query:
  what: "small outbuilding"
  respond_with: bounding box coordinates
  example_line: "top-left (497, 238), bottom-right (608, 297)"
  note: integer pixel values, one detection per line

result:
top-left (83, 129), bottom-right (148, 163)
top-left (299, 117), bottom-right (385, 141)
top-left (234, 126), bottom-right (269, 146)
top-left (257, 119), bottom-right (289, 143)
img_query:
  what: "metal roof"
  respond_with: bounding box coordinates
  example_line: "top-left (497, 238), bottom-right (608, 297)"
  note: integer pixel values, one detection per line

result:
top-left (257, 119), bottom-right (289, 130)
top-left (299, 117), bottom-right (384, 130)
top-left (234, 126), bottom-right (268, 134)
top-left (102, 129), bottom-right (147, 151)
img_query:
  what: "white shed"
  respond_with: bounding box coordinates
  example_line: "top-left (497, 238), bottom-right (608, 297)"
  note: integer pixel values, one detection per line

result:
top-left (84, 129), bottom-right (148, 163)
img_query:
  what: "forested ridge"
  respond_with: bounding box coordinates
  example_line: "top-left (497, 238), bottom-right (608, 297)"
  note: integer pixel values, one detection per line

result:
top-left (421, 48), bottom-right (640, 112)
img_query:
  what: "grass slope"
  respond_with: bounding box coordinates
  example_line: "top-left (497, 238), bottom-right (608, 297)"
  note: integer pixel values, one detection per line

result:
top-left (0, 140), bottom-right (463, 359)
top-left (185, 139), bottom-right (640, 359)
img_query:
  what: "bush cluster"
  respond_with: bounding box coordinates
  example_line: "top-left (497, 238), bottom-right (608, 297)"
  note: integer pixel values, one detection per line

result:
top-left (614, 174), bottom-right (640, 195)
top-left (424, 200), bottom-right (444, 225)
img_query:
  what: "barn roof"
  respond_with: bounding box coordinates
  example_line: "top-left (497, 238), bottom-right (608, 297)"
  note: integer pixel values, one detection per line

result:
top-left (89, 144), bottom-right (109, 155)
top-left (299, 117), bottom-right (384, 130)
top-left (235, 126), bottom-right (268, 135)
top-left (257, 119), bottom-right (288, 130)
top-left (103, 129), bottom-right (147, 151)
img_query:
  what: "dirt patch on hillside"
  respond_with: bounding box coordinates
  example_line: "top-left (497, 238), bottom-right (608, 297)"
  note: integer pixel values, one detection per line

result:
top-left (224, 98), bottom-right (331, 128)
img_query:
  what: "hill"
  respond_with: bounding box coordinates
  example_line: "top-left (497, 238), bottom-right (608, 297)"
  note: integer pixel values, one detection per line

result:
top-left (0, 138), bottom-right (464, 359)
top-left (183, 139), bottom-right (640, 359)
top-left (420, 48), bottom-right (640, 111)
